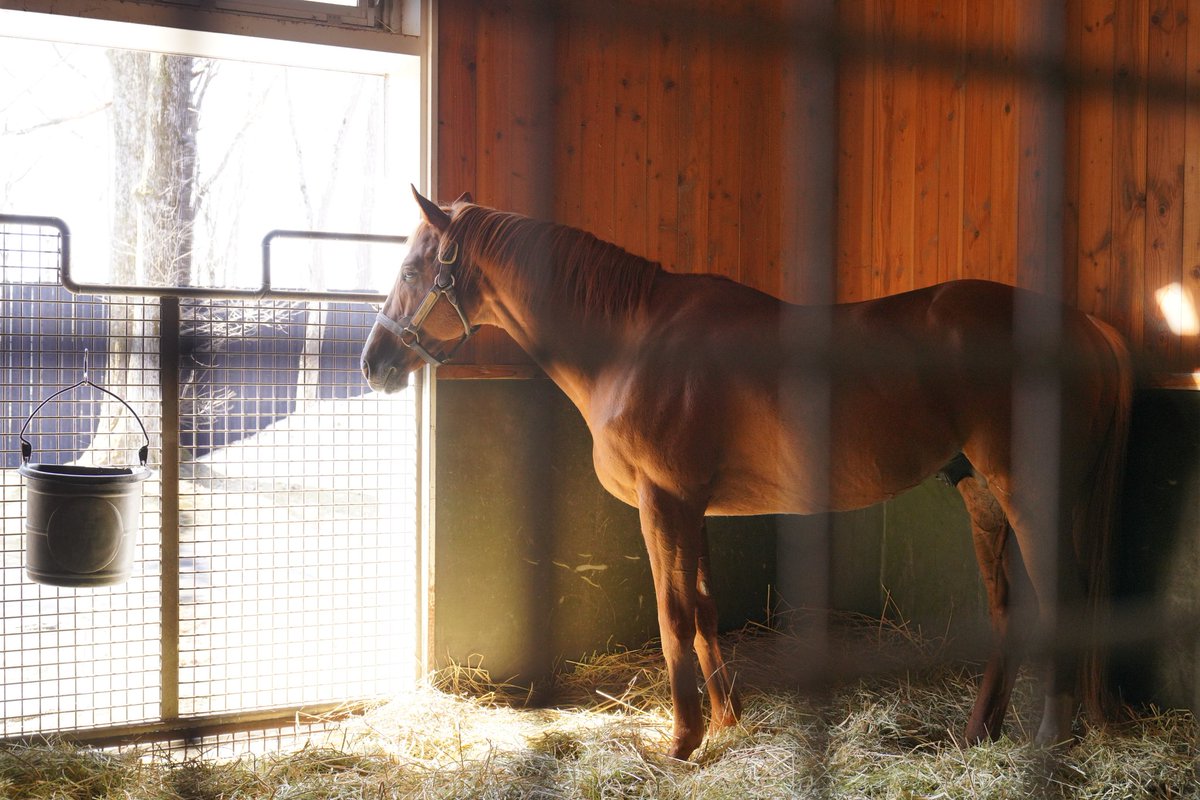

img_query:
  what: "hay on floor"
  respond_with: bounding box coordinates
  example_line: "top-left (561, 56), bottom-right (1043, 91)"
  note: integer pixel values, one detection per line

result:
top-left (0, 611), bottom-right (1196, 799)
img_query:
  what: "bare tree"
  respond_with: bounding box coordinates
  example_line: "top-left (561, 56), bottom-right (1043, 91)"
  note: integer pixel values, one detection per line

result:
top-left (81, 51), bottom-right (200, 467)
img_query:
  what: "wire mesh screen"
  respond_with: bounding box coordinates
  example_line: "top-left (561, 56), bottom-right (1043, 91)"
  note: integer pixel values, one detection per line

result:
top-left (1, 222), bottom-right (163, 737)
top-left (1, 218), bottom-right (418, 741)
top-left (177, 298), bottom-right (416, 716)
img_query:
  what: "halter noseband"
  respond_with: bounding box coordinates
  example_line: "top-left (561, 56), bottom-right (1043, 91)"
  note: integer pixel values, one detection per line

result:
top-left (374, 238), bottom-right (477, 366)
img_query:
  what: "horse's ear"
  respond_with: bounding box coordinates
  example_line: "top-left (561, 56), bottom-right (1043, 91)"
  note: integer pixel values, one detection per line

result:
top-left (412, 185), bottom-right (451, 233)
top-left (454, 191), bottom-right (473, 205)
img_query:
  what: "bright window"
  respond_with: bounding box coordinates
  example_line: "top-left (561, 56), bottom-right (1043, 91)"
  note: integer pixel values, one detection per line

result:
top-left (1, 12), bottom-right (422, 292)
top-left (0, 8), bottom-right (424, 744)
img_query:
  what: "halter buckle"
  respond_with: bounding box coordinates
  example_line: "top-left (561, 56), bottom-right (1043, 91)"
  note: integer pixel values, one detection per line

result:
top-left (373, 235), bottom-right (476, 367)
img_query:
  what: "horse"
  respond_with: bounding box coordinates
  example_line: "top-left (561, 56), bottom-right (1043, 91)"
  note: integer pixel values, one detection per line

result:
top-left (361, 188), bottom-right (1133, 761)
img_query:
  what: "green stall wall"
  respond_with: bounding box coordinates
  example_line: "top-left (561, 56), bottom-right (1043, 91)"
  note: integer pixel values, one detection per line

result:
top-left (433, 378), bottom-right (776, 692)
top-left (433, 380), bottom-right (1200, 709)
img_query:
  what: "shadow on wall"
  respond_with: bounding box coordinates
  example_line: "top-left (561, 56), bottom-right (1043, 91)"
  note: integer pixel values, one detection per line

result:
top-left (433, 379), bottom-right (775, 696)
top-left (1113, 390), bottom-right (1200, 709)
top-left (433, 379), bottom-right (1200, 711)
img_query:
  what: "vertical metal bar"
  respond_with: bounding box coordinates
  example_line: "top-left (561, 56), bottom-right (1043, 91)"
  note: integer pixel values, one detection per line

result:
top-left (159, 296), bottom-right (181, 722)
top-left (417, 363), bottom-right (436, 678)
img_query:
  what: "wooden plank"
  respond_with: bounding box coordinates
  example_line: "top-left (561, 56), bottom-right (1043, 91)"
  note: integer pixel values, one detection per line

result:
top-left (1144, 0), bottom-right (1187, 365)
top-left (507, 0), bottom-right (555, 219)
top-left (553, 8), bottom-right (585, 228)
top-left (707, 0), bottom-right (743, 280)
top-left (914, 0), bottom-right (945, 290)
top-left (936, 0), bottom-right (967, 285)
top-left (1144, 371), bottom-right (1200, 388)
top-left (871, 0), bottom-right (907, 296)
top-left (1063, 0), bottom-right (1083, 303)
top-left (989, 0), bottom-right (1019, 285)
top-left (1110, 0), bottom-right (1148, 346)
top-left (471, 0), bottom-right (524, 365)
top-left (1016, 0), bottom-right (1066, 296)
top-left (1184, 0), bottom-right (1200, 371)
top-left (1074, 0), bottom-right (1116, 317)
top-left (961, 2), bottom-right (994, 279)
top-left (674, 6), bottom-right (712, 274)
top-left (835, 0), bottom-right (875, 301)
top-left (612, 17), bottom-right (651, 258)
top-left (474, 0), bottom-right (511, 211)
top-left (737, 0), bottom-right (780, 297)
top-left (435, 0), bottom-right (478, 202)
top-left (779, 0), bottom-right (836, 303)
top-left (579, 13), bottom-right (618, 242)
top-left (645, 15), bottom-right (682, 270)
top-left (885, 0), bottom-right (917, 296)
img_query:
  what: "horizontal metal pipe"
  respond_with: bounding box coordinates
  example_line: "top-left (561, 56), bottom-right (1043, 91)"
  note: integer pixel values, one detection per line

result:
top-left (0, 701), bottom-right (377, 750)
top-left (0, 215), bottom-right (401, 303)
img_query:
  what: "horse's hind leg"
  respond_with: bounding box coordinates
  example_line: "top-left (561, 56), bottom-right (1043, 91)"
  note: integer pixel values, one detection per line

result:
top-left (943, 455), bottom-right (1035, 743)
top-left (694, 522), bottom-right (741, 733)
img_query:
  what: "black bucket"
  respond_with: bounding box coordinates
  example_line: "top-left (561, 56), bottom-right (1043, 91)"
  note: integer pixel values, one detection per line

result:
top-left (19, 379), bottom-right (152, 587)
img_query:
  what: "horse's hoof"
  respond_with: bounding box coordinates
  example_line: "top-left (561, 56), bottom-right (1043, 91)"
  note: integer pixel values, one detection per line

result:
top-left (666, 742), bottom-right (698, 761)
top-left (707, 707), bottom-right (740, 735)
top-left (963, 726), bottom-right (987, 747)
top-left (1034, 693), bottom-right (1076, 748)
top-left (667, 729), bottom-right (704, 761)
top-left (963, 719), bottom-right (1002, 746)
top-left (1033, 728), bottom-right (1074, 749)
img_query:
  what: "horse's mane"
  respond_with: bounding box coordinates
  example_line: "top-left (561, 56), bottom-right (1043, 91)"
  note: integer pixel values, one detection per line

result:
top-left (449, 205), bottom-right (660, 320)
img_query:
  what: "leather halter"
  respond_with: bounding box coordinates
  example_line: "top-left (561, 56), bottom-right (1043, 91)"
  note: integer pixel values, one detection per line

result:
top-left (374, 238), bottom-right (477, 366)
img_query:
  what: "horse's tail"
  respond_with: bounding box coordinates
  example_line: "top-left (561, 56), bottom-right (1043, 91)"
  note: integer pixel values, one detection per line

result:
top-left (1077, 315), bottom-right (1133, 725)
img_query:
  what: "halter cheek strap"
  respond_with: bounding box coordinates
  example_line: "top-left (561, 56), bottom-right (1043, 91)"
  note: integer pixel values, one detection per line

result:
top-left (375, 237), bottom-right (477, 366)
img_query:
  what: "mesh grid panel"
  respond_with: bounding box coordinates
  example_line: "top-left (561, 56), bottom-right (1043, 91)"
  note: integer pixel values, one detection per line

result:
top-left (177, 298), bottom-right (416, 716)
top-left (1, 219), bottom-right (417, 740)
top-left (1, 222), bottom-right (163, 737)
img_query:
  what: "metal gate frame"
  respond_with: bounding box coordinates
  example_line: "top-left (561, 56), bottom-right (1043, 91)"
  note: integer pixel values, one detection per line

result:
top-left (1, 214), bottom-right (422, 748)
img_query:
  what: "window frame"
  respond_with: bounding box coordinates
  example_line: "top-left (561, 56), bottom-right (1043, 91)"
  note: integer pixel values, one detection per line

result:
top-left (0, 0), bottom-right (434, 748)
top-left (165, 0), bottom-right (384, 29)
top-left (0, 0), bottom-right (425, 51)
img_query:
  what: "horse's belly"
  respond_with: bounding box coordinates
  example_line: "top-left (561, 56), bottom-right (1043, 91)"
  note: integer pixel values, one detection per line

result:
top-left (707, 416), bottom-right (955, 516)
top-left (707, 467), bottom-right (925, 516)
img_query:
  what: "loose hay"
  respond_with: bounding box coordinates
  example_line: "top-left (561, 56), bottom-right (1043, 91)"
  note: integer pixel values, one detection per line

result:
top-left (1, 613), bottom-right (1196, 799)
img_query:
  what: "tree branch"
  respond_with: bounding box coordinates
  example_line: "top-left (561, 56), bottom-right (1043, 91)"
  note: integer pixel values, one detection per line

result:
top-left (4, 102), bottom-right (112, 136)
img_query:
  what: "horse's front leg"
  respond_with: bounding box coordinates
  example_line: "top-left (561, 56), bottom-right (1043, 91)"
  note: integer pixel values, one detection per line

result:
top-left (637, 479), bottom-right (707, 760)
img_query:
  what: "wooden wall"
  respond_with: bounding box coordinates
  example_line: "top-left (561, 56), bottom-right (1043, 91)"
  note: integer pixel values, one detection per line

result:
top-left (1066, 0), bottom-right (1200, 375)
top-left (436, 0), bottom-right (1200, 380)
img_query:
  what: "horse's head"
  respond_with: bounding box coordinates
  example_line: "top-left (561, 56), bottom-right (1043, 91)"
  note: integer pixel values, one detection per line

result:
top-left (361, 188), bottom-right (477, 392)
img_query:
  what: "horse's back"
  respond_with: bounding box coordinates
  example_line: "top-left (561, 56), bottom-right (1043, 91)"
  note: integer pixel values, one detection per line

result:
top-left (590, 277), bottom-right (1124, 516)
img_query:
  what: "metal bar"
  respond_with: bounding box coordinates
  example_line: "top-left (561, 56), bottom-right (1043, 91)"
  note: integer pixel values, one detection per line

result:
top-left (0, 214), bottom-right (401, 302)
top-left (259, 228), bottom-right (408, 301)
top-left (0, 701), bottom-right (375, 750)
top-left (417, 364), bottom-right (435, 678)
top-left (159, 297), bottom-right (182, 724)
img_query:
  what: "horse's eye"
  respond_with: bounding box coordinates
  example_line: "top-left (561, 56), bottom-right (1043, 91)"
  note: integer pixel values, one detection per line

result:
top-left (402, 269), bottom-right (418, 283)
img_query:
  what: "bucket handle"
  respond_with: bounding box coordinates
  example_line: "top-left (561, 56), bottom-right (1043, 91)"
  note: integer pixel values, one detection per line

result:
top-left (20, 379), bottom-right (150, 467)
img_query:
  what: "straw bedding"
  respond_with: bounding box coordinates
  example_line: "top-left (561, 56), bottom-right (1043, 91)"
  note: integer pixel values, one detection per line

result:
top-left (1, 612), bottom-right (1196, 799)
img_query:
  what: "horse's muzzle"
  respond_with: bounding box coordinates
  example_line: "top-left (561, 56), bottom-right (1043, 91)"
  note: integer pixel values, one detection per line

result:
top-left (361, 352), bottom-right (411, 393)
top-left (361, 326), bottom-right (416, 393)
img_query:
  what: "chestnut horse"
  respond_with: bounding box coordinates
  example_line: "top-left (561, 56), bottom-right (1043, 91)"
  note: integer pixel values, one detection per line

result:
top-left (361, 189), bottom-right (1132, 761)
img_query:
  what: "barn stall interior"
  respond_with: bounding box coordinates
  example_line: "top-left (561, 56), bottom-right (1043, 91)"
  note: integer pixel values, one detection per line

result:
top-left (0, 0), bottom-right (1198, 796)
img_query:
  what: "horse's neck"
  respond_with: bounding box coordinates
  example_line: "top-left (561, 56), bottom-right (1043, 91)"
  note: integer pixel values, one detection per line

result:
top-left (474, 263), bottom-right (624, 414)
